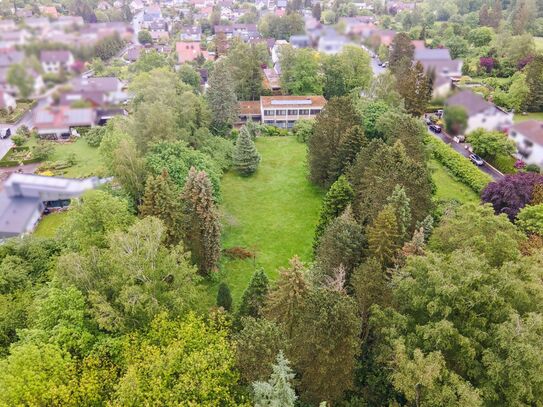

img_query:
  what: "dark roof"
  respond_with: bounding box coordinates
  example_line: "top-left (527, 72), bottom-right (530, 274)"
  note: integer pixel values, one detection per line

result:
top-left (414, 48), bottom-right (451, 61)
top-left (72, 77), bottom-right (121, 93)
top-left (445, 90), bottom-right (494, 117)
top-left (511, 120), bottom-right (543, 146)
top-left (40, 50), bottom-right (73, 63)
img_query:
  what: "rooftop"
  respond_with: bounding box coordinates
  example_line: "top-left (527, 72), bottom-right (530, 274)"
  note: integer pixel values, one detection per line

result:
top-left (511, 120), bottom-right (543, 146)
top-left (261, 95), bottom-right (327, 109)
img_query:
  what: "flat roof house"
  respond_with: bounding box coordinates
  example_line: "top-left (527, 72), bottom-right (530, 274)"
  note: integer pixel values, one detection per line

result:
top-left (509, 120), bottom-right (543, 168)
top-left (260, 96), bottom-right (327, 128)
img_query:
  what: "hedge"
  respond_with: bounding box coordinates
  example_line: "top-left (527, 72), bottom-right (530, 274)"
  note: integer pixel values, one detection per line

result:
top-left (426, 136), bottom-right (492, 194)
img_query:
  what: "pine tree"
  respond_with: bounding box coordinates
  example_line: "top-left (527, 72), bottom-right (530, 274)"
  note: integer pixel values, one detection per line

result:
top-left (367, 205), bottom-right (400, 267)
top-left (265, 256), bottom-right (308, 338)
top-left (313, 175), bottom-right (354, 252)
top-left (207, 58), bottom-right (238, 134)
top-left (386, 184), bottom-right (411, 241)
top-left (139, 170), bottom-right (183, 245)
top-left (216, 282), bottom-right (233, 311)
top-left (252, 351), bottom-right (297, 407)
top-left (329, 125), bottom-right (366, 183)
top-left (238, 269), bottom-right (269, 318)
top-left (525, 55), bottom-right (543, 112)
top-left (181, 167), bottom-right (221, 275)
top-left (233, 126), bottom-right (261, 176)
top-left (396, 61), bottom-right (432, 117)
top-left (389, 33), bottom-right (414, 74)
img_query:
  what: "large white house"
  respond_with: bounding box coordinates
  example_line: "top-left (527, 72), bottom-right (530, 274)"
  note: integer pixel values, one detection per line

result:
top-left (509, 120), bottom-right (543, 168)
top-left (445, 90), bottom-right (513, 134)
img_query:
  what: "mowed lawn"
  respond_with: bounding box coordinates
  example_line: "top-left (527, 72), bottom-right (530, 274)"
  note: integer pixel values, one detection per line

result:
top-left (429, 159), bottom-right (479, 203)
top-left (514, 112), bottom-right (543, 123)
top-left (204, 137), bottom-right (324, 308)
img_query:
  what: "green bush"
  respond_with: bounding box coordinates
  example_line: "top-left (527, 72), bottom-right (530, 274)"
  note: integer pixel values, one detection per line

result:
top-left (526, 164), bottom-right (541, 174)
top-left (492, 154), bottom-right (516, 174)
top-left (426, 136), bottom-right (492, 193)
top-left (83, 127), bottom-right (105, 147)
top-left (11, 135), bottom-right (26, 147)
top-left (260, 125), bottom-right (290, 137)
top-left (293, 119), bottom-right (315, 143)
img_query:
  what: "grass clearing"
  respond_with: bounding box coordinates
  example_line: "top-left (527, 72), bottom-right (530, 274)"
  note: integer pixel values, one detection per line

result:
top-left (514, 112), bottom-right (543, 123)
top-left (535, 37), bottom-right (543, 52)
top-left (34, 211), bottom-right (68, 238)
top-left (429, 159), bottom-right (479, 203)
top-left (203, 137), bottom-right (324, 308)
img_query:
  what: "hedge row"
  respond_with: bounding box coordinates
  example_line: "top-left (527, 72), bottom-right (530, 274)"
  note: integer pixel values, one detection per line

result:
top-left (426, 136), bottom-right (493, 194)
top-left (0, 157), bottom-right (42, 168)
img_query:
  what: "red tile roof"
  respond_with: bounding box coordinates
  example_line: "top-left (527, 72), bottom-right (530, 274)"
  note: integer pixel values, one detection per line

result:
top-left (175, 42), bottom-right (211, 63)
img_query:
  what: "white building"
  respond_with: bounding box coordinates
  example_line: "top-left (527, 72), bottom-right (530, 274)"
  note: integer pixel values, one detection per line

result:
top-left (40, 50), bottom-right (75, 74)
top-left (509, 120), bottom-right (543, 168)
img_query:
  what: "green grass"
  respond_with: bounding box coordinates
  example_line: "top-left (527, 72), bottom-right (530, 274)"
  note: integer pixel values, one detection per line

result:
top-left (535, 37), bottom-right (543, 52)
top-left (429, 159), bottom-right (479, 203)
top-left (34, 212), bottom-right (68, 238)
top-left (514, 112), bottom-right (543, 123)
top-left (203, 137), bottom-right (324, 308)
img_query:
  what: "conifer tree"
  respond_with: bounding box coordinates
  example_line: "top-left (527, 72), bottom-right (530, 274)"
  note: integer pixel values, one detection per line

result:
top-left (233, 126), bottom-right (261, 176)
top-left (207, 58), bottom-right (238, 134)
top-left (238, 269), bottom-right (269, 318)
top-left (139, 170), bottom-right (183, 245)
top-left (181, 167), bottom-right (221, 275)
top-left (265, 256), bottom-right (308, 338)
top-left (252, 351), bottom-right (297, 407)
top-left (367, 205), bottom-right (400, 267)
top-left (386, 185), bottom-right (411, 241)
top-left (216, 282), bottom-right (233, 311)
top-left (525, 55), bottom-right (543, 112)
top-left (416, 214), bottom-right (434, 242)
top-left (313, 175), bottom-right (354, 252)
top-left (329, 125), bottom-right (366, 183)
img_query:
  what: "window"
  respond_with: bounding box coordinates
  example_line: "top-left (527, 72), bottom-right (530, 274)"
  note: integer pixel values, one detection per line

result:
top-left (310, 109), bottom-right (321, 115)
top-left (299, 109), bottom-right (310, 115)
top-left (276, 109), bottom-right (287, 115)
top-left (264, 120), bottom-right (274, 124)
top-left (288, 109), bottom-right (298, 115)
top-left (276, 120), bottom-right (286, 128)
top-left (264, 110), bottom-right (274, 116)
top-left (524, 140), bottom-right (533, 147)
top-left (287, 120), bottom-right (296, 128)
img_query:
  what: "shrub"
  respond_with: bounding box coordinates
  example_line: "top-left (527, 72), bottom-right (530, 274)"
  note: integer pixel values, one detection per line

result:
top-left (16, 125), bottom-right (30, 138)
top-left (427, 136), bottom-right (493, 193)
top-left (293, 119), bottom-right (315, 143)
top-left (84, 127), bottom-right (106, 147)
top-left (260, 125), bottom-right (290, 137)
top-left (492, 154), bottom-right (516, 174)
top-left (32, 142), bottom-right (54, 161)
top-left (10, 135), bottom-right (26, 147)
top-left (526, 164), bottom-right (541, 174)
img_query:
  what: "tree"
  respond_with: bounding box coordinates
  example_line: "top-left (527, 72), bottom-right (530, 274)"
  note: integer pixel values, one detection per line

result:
top-left (233, 126), bottom-right (261, 176)
top-left (94, 33), bottom-right (124, 60)
top-left (258, 13), bottom-right (305, 40)
top-left (181, 168), bottom-right (221, 275)
top-left (235, 317), bottom-right (290, 383)
top-left (7, 64), bottom-right (34, 98)
top-left (389, 32), bottom-right (414, 73)
top-left (216, 282), bottom-right (233, 311)
top-left (312, 2), bottom-right (321, 20)
top-left (291, 287), bottom-right (360, 404)
top-left (111, 138), bottom-right (147, 206)
top-left (386, 184), bottom-right (411, 241)
top-left (516, 204), bottom-right (543, 235)
top-left (366, 205), bottom-right (401, 267)
top-left (253, 352), bottom-right (297, 407)
top-left (467, 27), bottom-right (494, 47)
top-left (375, 110), bottom-right (427, 161)
top-left (444, 105), bottom-right (468, 136)
top-left (227, 40), bottom-right (264, 101)
top-left (322, 45), bottom-right (372, 99)
top-left (482, 173), bottom-right (543, 220)
top-left (207, 59), bottom-right (238, 134)
top-left (178, 63), bottom-right (201, 92)
top-left (238, 269), bottom-right (269, 319)
top-left (331, 125), bottom-right (366, 179)
top-left (307, 96), bottom-right (360, 187)
top-left (279, 46), bottom-right (323, 95)
top-left (396, 61), bottom-right (432, 117)
top-left (359, 100), bottom-right (391, 140)
top-left (139, 170), bottom-right (183, 245)
top-left (137, 29), bottom-right (153, 44)
top-left (468, 129), bottom-right (516, 160)
top-left (130, 50), bottom-right (169, 73)
top-left (292, 119), bottom-right (314, 143)
top-left (525, 55), bottom-right (543, 112)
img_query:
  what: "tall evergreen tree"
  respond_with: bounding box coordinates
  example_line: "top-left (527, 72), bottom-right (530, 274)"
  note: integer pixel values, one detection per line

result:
top-left (366, 205), bottom-right (401, 267)
top-left (238, 269), bottom-right (269, 318)
top-left (206, 59), bottom-right (238, 134)
top-left (389, 32), bottom-right (414, 74)
top-left (181, 167), bottom-right (221, 275)
top-left (386, 185), bottom-right (411, 241)
top-left (265, 256), bottom-right (308, 338)
top-left (396, 61), bottom-right (432, 117)
top-left (233, 126), bottom-right (261, 176)
top-left (216, 282), bottom-right (233, 311)
top-left (329, 125), bottom-right (366, 182)
top-left (525, 55), bottom-right (543, 112)
top-left (139, 170), bottom-right (183, 245)
top-left (252, 351), bottom-right (297, 407)
top-left (313, 175), bottom-right (354, 252)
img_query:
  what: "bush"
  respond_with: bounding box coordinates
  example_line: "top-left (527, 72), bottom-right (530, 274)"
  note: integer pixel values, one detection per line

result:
top-left (84, 127), bottom-right (106, 147)
top-left (427, 136), bottom-right (493, 193)
top-left (526, 164), bottom-right (541, 174)
top-left (260, 125), bottom-right (290, 137)
top-left (32, 142), bottom-right (54, 161)
top-left (293, 119), bottom-right (315, 143)
top-left (492, 154), bottom-right (516, 174)
top-left (16, 125), bottom-right (30, 138)
top-left (11, 135), bottom-right (26, 147)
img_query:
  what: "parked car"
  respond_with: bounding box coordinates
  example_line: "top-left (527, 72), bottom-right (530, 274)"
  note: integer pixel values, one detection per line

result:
top-left (429, 124), bottom-right (442, 133)
top-left (382, 61), bottom-right (389, 67)
top-left (0, 128), bottom-right (11, 139)
top-left (469, 154), bottom-right (485, 166)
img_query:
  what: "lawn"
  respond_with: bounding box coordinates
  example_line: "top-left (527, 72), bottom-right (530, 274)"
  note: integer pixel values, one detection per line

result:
top-left (429, 159), bottom-right (479, 203)
top-left (34, 211), bottom-right (68, 238)
top-left (514, 112), bottom-right (543, 123)
top-left (204, 137), bottom-right (324, 308)
top-left (535, 37), bottom-right (543, 52)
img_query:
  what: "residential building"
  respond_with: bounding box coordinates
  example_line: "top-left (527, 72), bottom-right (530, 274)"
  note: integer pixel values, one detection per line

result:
top-left (290, 35), bottom-right (311, 48)
top-left (0, 91), bottom-right (16, 111)
top-left (318, 28), bottom-right (351, 55)
top-left (33, 107), bottom-right (96, 139)
top-left (415, 47), bottom-right (463, 98)
top-left (40, 50), bottom-right (74, 74)
top-left (260, 95), bottom-right (326, 128)
top-left (0, 50), bottom-right (24, 68)
top-left (214, 24), bottom-right (259, 40)
top-left (509, 120), bottom-right (543, 167)
top-left (444, 90), bottom-right (513, 134)
top-left (237, 100), bottom-right (261, 126)
top-left (340, 16), bottom-right (376, 36)
top-left (0, 67), bottom-right (44, 97)
top-left (180, 25), bottom-right (202, 41)
top-left (175, 41), bottom-right (211, 63)
top-left (0, 20), bottom-right (16, 32)
top-left (0, 174), bottom-right (105, 238)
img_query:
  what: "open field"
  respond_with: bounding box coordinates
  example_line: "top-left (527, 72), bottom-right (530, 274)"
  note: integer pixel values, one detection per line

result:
top-left (429, 159), bottom-right (480, 203)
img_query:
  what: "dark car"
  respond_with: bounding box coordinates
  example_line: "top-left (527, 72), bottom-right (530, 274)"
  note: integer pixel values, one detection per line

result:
top-left (429, 124), bottom-right (442, 133)
top-left (469, 154), bottom-right (484, 166)
top-left (0, 128), bottom-right (11, 139)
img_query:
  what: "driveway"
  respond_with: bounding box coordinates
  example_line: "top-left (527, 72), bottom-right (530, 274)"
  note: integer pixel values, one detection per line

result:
top-left (428, 127), bottom-right (504, 181)
top-left (0, 137), bottom-right (12, 160)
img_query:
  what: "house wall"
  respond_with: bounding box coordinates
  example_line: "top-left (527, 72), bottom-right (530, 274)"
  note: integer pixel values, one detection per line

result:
top-left (466, 111), bottom-right (512, 134)
top-left (509, 131), bottom-right (543, 167)
top-left (259, 106), bottom-right (323, 128)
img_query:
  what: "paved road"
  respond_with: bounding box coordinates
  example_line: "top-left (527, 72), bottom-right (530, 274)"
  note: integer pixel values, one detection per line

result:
top-left (428, 127), bottom-right (504, 181)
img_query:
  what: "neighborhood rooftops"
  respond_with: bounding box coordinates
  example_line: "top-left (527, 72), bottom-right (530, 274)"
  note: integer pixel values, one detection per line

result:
top-left (510, 120), bottom-right (543, 146)
top-left (445, 90), bottom-right (496, 117)
top-left (40, 50), bottom-right (73, 63)
top-left (72, 77), bottom-right (122, 93)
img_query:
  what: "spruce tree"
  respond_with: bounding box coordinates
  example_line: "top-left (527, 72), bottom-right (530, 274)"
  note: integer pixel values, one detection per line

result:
top-left (329, 125), bottom-right (366, 183)
top-left (525, 55), bottom-right (543, 112)
top-left (216, 282), bottom-right (233, 311)
top-left (206, 58), bottom-right (238, 134)
top-left (386, 184), bottom-right (411, 242)
top-left (233, 126), bottom-right (261, 176)
top-left (181, 167), bottom-right (221, 275)
top-left (366, 205), bottom-right (400, 267)
top-left (313, 175), bottom-right (354, 252)
top-left (238, 269), bottom-right (269, 318)
top-left (252, 351), bottom-right (297, 407)
top-left (139, 170), bottom-right (183, 245)
top-left (265, 256), bottom-right (308, 338)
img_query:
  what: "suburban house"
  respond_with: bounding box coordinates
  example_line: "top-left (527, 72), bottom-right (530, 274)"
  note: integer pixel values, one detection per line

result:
top-left (33, 107), bottom-right (96, 139)
top-left (0, 67), bottom-right (44, 97)
top-left (318, 28), bottom-right (351, 55)
top-left (509, 120), bottom-right (543, 168)
top-left (180, 26), bottom-right (202, 41)
top-left (0, 91), bottom-right (16, 112)
top-left (237, 100), bottom-right (262, 126)
top-left (72, 77), bottom-right (125, 100)
top-left (260, 96), bottom-right (326, 128)
top-left (289, 35), bottom-right (311, 48)
top-left (40, 50), bottom-right (75, 74)
top-left (340, 16), bottom-right (376, 36)
top-left (0, 174), bottom-right (105, 238)
top-left (176, 41), bottom-right (211, 64)
top-left (444, 90), bottom-right (513, 134)
top-left (214, 24), bottom-right (259, 40)
top-left (414, 47), bottom-right (463, 98)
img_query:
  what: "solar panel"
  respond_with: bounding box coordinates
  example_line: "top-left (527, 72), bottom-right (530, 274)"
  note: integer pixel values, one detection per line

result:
top-left (270, 99), bottom-right (312, 105)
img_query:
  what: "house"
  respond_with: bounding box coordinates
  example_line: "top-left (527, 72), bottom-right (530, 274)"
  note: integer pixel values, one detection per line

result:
top-left (290, 35), bottom-right (310, 48)
top-left (40, 6), bottom-right (59, 18)
top-left (180, 25), bottom-right (202, 41)
top-left (143, 5), bottom-right (162, 22)
top-left (0, 174), bottom-right (106, 238)
top-left (444, 90), bottom-right (513, 134)
top-left (509, 120), bottom-right (543, 168)
top-left (70, 77), bottom-right (126, 104)
top-left (0, 50), bottom-right (24, 68)
top-left (130, 0), bottom-right (144, 12)
top-left (369, 29), bottom-right (396, 48)
top-left (318, 28), bottom-right (351, 55)
top-left (0, 67), bottom-right (44, 97)
top-left (214, 24), bottom-right (259, 40)
top-left (53, 16), bottom-right (85, 30)
top-left (175, 41), bottom-right (211, 64)
top-left (40, 50), bottom-right (74, 74)
top-left (260, 95), bottom-right (327, 128)
top-left (33, 107), bottom-right (96, 139)
top-left (0, 20), bottom-right (17, 32)
top-left (340, 16), bottom-right (376, 36)
top-left (237, 100), bottom-right (261, 126)
top-left (414, 46), bottom-right (462, 98)
top-left (0, 91), bottom-right (16, 112)
top-left (414, 47), bottom-right (451, 61)
top-left (125, 44), bottom-right (143, 61)
top-left (0, 30), bottom-right (30, 49)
